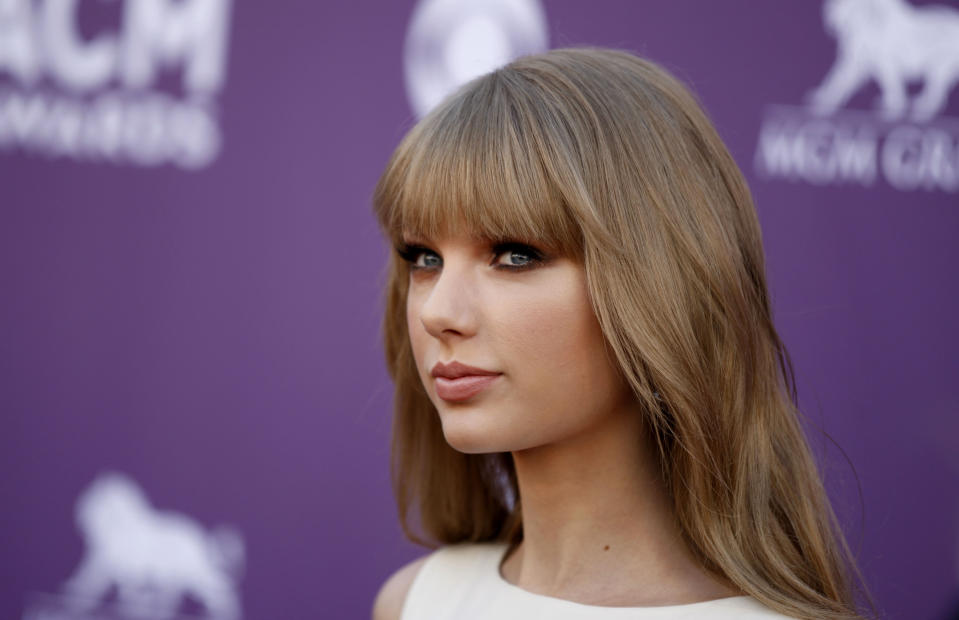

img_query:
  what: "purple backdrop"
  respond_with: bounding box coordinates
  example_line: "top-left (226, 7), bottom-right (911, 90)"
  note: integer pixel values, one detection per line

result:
top-left (2, 1), bottom-right (957, 619)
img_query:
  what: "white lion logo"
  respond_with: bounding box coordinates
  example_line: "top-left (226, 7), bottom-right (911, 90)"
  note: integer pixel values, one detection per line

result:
top-left (61, 472), bottom-right (244, 619)
top-left (807, 0), bottom-right (959, 121)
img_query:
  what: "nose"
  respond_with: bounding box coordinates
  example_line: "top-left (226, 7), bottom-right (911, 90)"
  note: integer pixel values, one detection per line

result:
top-left (417, 260), bottom-right (478, 340)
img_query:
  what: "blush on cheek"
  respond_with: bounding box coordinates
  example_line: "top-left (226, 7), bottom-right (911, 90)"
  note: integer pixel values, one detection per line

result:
top-left (406, 298), bottom-right (430, 386)
top-left (509, 283), bottom-right (597, 361)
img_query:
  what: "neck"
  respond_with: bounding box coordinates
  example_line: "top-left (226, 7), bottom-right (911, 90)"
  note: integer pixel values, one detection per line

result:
top-left (502, 404), bottom-right (738, 606)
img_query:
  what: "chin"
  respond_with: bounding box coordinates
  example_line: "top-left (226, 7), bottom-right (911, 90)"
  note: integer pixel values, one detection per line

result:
top-left (437, 410), bottom-right (513, 454)
top-left (438, 409), bottom-right (544, 455)
top-left (439, 421), bottom-right (502, 454)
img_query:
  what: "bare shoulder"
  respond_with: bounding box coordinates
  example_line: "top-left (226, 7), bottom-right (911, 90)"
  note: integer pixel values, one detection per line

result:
top-left (371, 555), bottom-right (430, 620)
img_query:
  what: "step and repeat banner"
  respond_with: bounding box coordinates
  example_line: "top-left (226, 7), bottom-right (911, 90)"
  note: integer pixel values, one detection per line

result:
top-left (2, 1), bottom-right (957, 619)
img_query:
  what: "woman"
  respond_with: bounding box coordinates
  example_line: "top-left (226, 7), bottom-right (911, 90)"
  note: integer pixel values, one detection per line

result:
top-left (370, 48), bottom-right (872, 619)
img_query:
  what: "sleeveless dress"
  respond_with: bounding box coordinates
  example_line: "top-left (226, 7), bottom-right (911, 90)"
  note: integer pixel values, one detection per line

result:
top-left (401, 543), bottom-right (796, 619)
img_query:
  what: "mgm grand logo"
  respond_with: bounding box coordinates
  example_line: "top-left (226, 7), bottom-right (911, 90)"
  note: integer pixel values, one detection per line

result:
top-left (0, 0), bottom-right (233, 169)
top-left (754, 0), bottom-right (959, 193)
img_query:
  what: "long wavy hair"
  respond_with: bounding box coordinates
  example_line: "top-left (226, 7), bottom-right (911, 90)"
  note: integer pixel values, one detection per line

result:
top-left (372, 48), bottom-right (872, 620)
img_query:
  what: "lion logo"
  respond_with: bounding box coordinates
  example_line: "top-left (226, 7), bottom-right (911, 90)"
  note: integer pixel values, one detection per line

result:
top-left (61, 472), bottom-right (244, 619)
top-left (807, 0), bottom-right (959, 122)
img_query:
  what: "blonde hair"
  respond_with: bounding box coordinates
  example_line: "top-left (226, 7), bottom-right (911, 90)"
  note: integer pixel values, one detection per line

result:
top-left (372, 48), bottom-right (872, 619)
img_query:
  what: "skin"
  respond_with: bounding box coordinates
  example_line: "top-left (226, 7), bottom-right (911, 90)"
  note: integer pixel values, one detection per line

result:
top-left (373, 232), bottom-right (741, 618)
top-left (404, 232), bottom-right (631, 455)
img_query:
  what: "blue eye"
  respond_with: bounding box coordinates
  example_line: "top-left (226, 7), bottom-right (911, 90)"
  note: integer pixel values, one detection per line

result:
top-left (396, 244), bottom-right (441, 270)
top-left (395, 241), bottom-right (546, 272)
top-left (492, 243), bottom-right (542, 269)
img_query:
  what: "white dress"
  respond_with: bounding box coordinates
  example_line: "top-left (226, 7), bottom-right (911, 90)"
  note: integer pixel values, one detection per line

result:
top-left (401, 542), bottom-right (796, 619)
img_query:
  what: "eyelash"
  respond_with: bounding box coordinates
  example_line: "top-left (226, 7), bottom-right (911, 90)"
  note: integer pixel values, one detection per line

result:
top-left (396, 241), bottom-right (545, 273)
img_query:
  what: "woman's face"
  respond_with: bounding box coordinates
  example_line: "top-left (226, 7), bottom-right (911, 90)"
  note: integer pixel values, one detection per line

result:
top-left (403, 232), bottom-right (637, 454)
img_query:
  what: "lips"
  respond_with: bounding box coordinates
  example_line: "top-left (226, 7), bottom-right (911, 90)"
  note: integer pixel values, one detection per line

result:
top-left (430, 361), bottom-right (501, 402)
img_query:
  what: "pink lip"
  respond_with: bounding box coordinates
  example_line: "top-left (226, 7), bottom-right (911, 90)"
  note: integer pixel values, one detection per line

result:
top-left (434, 375), bottom-right (500, 402)
top-left (430, 361), bottom-right (501, 402)
top-left (430, 360), bottom-right (498, 379)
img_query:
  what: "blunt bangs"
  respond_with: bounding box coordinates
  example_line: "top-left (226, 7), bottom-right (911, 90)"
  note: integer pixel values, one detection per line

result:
top-left (373, 70), bottom-right (584, 257)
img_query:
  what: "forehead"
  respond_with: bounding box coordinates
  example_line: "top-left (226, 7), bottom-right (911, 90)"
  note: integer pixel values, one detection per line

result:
top-left (377, 137), bottom-right (583, 258)
top-left (399, 229), bottom-right (529, 251)
top-left (374, 72), bottom-right (585, 259)
top-left (393, 204), bottom-right (578, 257)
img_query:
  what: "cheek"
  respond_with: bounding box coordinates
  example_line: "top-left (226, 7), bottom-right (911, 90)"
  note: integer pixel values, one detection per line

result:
top-left (405, 293), bottom-right (417, 339)
top-left (405, 290), bottom-right (427, 362)
top-left (496, 280), bottom-right (621, 406)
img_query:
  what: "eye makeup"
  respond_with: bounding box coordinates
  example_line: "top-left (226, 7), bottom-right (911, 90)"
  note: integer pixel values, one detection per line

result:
top-left (395, 239), bottom-right (548, 273)
top-left (490, 241), bottom-right (545, 271)
top-left (396, 243), bottom-right (440, 270)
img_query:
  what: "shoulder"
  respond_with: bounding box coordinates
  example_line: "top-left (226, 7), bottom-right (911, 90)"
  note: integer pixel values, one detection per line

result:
top-left (371, 543), bottom-right (507, 620)
top-left (371, 555), bottom-right (429, 620)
